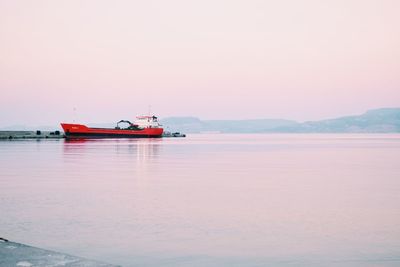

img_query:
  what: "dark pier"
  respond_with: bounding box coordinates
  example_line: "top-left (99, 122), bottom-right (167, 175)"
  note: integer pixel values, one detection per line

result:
top-left (0, 130), bottom-right (186, 140)
top-left (0, 131), bottom-right (65, 140)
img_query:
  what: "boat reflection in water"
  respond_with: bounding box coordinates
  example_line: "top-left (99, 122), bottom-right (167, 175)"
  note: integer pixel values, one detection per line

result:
top-left (63, 137), bottom-right (162, 157)
top-left (62, 138), bottom-right (163, 178)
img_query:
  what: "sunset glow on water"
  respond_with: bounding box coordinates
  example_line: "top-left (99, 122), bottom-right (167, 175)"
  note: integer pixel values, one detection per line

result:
top-left (1, 134), bottom-right (400, 266)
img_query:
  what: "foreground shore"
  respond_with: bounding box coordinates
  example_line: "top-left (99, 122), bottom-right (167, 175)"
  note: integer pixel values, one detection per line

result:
top-left (0, 238), bottom-right (118, 267)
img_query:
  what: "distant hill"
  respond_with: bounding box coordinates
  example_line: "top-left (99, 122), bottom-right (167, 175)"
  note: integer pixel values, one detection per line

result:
top-left (161, 108), bottom-right (400, 133)
top-left (2, 108), bottom-right (399, 133)
top-left (161, 117), bottom-right (297, 133)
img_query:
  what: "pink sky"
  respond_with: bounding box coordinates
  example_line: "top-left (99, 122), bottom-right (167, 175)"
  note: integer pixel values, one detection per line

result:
top-left (0, 0), bottom-right (399, 126)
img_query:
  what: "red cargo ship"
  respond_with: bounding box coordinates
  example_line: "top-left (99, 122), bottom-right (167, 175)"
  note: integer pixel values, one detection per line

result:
top-left (61, 116), bottom-right (163, 139)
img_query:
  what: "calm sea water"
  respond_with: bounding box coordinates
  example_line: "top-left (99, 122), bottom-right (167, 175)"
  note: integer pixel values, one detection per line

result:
top-left (1, 134), bottom-right (400, 266)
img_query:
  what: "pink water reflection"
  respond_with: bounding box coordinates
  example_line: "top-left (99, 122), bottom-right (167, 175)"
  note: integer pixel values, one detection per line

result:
top-left (1, 134), bottom-right (400, 266)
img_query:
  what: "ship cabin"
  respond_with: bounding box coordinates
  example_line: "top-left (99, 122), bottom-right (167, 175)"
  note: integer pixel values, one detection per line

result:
top-left (134, 116), bottom-right (161, 129)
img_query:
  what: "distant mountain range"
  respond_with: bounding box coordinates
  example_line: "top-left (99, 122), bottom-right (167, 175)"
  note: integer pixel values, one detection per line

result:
top-left (161, 108), bottom-right (400, 133)
top-left (1, 108), bottom-right (399, 133)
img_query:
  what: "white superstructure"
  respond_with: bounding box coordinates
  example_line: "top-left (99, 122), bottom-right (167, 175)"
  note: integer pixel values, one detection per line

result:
top-left (134, 116), bottom-right (161, 129)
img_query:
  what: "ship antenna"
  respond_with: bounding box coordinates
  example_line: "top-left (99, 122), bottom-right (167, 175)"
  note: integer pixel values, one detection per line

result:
top-left (148, 105), bottom-right (152, 116)
top-left (73, 107), bottom-right (76, 123)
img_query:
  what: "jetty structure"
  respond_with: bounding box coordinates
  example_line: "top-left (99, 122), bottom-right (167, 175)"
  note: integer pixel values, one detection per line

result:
top-left (0, 130), bottom-right (185, 140)
top-left (1, 115), bottom-right (186, 139)
top-left (0, 130), bottom-right (64, 140)
top-left (0, 238), bottom-right (118, 267)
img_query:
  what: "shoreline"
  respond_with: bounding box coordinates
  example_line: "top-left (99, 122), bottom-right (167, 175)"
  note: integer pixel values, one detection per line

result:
top-left (0, 238), bottom-right (118, 267)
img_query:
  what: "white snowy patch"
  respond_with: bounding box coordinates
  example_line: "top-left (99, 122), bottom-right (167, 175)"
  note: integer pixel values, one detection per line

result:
top-left (16, 261), bottom-right (33, 267)
top-left (5, 245), bottom-right (17, 249)
top-left (53, 260), bottom-right (69, 266)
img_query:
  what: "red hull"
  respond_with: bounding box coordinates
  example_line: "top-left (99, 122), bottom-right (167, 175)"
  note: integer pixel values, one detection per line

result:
top-left (61, 123), bottom-right (163, 139)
